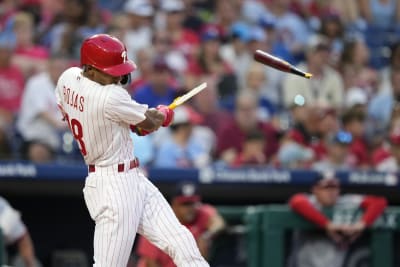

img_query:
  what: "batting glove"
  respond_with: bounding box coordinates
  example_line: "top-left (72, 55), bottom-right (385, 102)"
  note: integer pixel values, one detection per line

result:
top-left (130, 125), bottom-right (152, 136)
top-left (156, 105), bottom-right (174, 127)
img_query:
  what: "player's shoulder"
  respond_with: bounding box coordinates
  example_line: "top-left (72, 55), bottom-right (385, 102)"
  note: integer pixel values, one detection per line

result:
top-left (58, 67), bottom-right (82, 82)
top-left (105, 83), bottom-right (132, 98)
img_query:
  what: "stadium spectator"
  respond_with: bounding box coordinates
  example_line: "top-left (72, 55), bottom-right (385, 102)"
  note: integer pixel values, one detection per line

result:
top-left (284, 94), bottom-right (309, 130)
top-left (318, 14), bottom-right (345, 67)
top-left (339, 36), bottom-right (378, 97)
top-left (341, 108), bottom-right (370, 168)
top-left (105, 13), bottom-right (130, 42)
top-left (157, 0), bottom-right (200, 59)
top-left (282, 34), bottom-right (344, 110)
top-left (231, 129), bottom-right (268, 167)
top-left (263, 0), bottom-right (310, 63)
top-left (132, 56), bottom-right (178, 108)
top-left (190, 76), bottom-right (233, 135)
top-left (11, 11), bottom-right (49, 79)
top-left (379, 42), bottom-right (400, 94)
top-left (0, 34), bottom-right (25, 159)
top-left (372, 128), bottom-right (400, 172)
top-left (151, 28), bottom-right (188, 84)
top-left (153, 105), bottom-right (214, 169)
top-left (369, 65), bottom-right (400, 130)
top-left (33, 0), bottom-right (66, 48)
top-left (293, 0), bottom-right (360, 27)
top-left (123, 0), bottom-right (154, 62)
top-left (220, 21), bottom-right (251, 88)
top-left (16, 55), bottom-right (69, 162)
top-left (312, 130), bottom-right (354, 172)
top-left (312, 105), bottom-right (340, 161)
top-left (50, 0), bottom-right (105, 59)
top-left (186, 24), bottom-right (237, 109)
top-left (242, 62), bottom-right (279, 126)
top-left (0, 195), bottom-right (40, 267)
top-left (257, 18), bottom-right (288, 109)
top-left (358, 0), bottom-right (400, 30)
top-left (372, 106), bottom-right (400, 172)
top-left (280, 101), bottom-right (319, 148)
top-left (276, 141), bottom-right (314, 169)
top-left (215, 90), bottom-right (279, 166)
top-left (135, 181), bottom-right (226, 266)
top-left (128, 47), bottom-right (155, 94)
top-left (288, 171), bottom-right (387, 267)
top-left (212, 0), bottom-right (241, 42)
top-left (344, 86), bottom-right (368, 112)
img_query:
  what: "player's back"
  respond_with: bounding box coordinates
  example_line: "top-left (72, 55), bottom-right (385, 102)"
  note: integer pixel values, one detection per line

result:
top-left (55, 67), bottom-right (147, 166)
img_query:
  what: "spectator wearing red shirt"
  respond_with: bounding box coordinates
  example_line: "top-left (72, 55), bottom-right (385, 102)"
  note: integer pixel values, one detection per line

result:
top-left (135, 182), bottom-right (225, 267)
top-left (288, 171), bottom-right (387, 267)
top-left (0, 34), bottom-right (25, 158)
top-left (11, 11), bottom-right (49, 79)
top-left (159, 0), bottom-right (200, 59)
top-left (312, 130), bottom-right (354, 172)
top-left (191, 76), bottom-right (233, 135)
top-left (232, 129), bottom-right (267, 167)
top-left (216, 91), bottom-right (279, 165)
top-left (312, 105), bottom-right (340, 161)
top-left (186, 24), bottom-right (237, 110)
top-left (373, 128), bottom-right (400, 172)
top-left (341, 107), bottom-right (370, 168)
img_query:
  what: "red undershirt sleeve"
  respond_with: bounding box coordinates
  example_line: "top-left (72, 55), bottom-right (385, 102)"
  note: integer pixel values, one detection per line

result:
top-left (360, 196), bottom-right (388, 226)
top-left (289, 193), bottom-right (329, 228)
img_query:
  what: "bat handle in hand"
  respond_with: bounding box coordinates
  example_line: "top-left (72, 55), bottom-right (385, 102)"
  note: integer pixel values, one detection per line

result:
top-left (168, 97), bottom-right (181, 110)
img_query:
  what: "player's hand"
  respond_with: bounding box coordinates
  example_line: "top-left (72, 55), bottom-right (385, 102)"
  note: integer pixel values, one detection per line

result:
top-left (156, 105), bottom-right (174, 127)
top-left (341, 221), bottom-right (366, 243)
top-left (325, 222), bottom-right (345, 244)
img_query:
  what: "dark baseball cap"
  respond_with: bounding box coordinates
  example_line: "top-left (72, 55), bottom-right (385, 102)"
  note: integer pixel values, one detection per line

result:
top-left (172, 181), bottom-right (201, 204)
top-left (329, 130), bottom-right (353, 145)
top-left (313, 170), bottom-right (340, 187)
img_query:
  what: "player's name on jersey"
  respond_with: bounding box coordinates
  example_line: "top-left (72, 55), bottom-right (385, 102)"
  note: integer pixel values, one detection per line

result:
top-left (63, 85), bottom-right (84, 112)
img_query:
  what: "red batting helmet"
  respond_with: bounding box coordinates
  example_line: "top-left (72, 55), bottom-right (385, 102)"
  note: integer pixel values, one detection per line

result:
top-left (80, 34), bottom-right (136, 76)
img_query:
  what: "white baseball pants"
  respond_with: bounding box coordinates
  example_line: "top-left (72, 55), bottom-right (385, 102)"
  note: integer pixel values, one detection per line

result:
top-left (83, 165), bottom-right (209, 267)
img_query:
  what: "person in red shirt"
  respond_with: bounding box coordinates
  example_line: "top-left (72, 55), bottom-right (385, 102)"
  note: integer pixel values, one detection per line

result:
top-left (0, 34), bottom-right (25, 158)
top-left (288, 171), bottom-right (387, 267)
top-left (341, 107), bottom-right (370, 168)
top-left (11, 11), bottom-right (49, 79)
top-left (216, 91), bottom-right (279, 165)
top-left (160, 0), bottom-right (200, 59)
top-left (135, 182), bottom-right (226, 267)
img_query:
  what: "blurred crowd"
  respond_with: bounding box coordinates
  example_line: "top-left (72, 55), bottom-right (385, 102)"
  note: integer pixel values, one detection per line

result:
top-left (0, 0), bottom-right (400, 172)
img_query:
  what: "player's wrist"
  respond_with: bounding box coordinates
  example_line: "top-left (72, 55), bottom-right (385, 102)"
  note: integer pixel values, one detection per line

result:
top-left (156, 105), bottom-right (174, 127)
top-left (130, 125), bottom-right (152, 136)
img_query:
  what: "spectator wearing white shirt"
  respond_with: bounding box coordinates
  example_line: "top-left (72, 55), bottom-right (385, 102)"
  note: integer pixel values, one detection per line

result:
top-left (16, 55), bottom-right (69, 162)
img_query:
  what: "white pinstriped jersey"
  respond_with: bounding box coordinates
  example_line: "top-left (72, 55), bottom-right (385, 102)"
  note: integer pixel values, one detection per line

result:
top-left (55, 67), bottom-right (148, 166)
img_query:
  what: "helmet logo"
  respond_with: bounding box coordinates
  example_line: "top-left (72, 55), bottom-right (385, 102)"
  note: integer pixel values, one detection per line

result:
top-left (121, 51), bottom-right (127, 63)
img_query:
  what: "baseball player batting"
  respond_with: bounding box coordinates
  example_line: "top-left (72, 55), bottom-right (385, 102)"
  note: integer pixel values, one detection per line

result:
top-left (55, 34), bottom-right (209, 267)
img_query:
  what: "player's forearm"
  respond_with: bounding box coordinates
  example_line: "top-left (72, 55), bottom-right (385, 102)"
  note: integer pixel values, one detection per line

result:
top-left (136, 108), bottom-right (164, 131)
top-left (360, 196), bottom-right (388, 226)
top-left (18, 233), bottom-right (37, 267)
top-left (207, 214), bottom-right (226, 237)
top-left (289, 194), bottom-right (329, 228)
